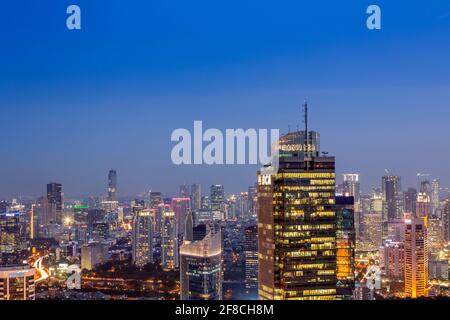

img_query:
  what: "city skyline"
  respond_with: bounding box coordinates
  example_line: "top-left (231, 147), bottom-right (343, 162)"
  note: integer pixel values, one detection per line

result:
top-left (3, 1), bottom-right (450, 197)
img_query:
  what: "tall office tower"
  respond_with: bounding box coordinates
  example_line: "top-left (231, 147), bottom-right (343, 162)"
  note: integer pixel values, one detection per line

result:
top-left (149, 192), bottom-right (163, 209)
top-left (342, 174), bottom-right (361, 239)
top-left (361, 189), bottom-right (383, 250)
top-left (180, 185), bottom-right (190, 198)
top-left (172, 197), bottom-right (191, 239)
top-left (404, 188), bottom-right (417, 216)
top-left (180, 229), bottom-right (222, 300)
top-left (210, 185), bottom-right (225, 220)
top-left (191, 184), bottom-right (202, 211)
top-left (258, 106), bottom-right (339, 300)
top-left (444, 199), bottom-right (450, 242)
top-left (132, 205), bottom-right (154, 267)
top-left (73, 204), bottom-right (89, 227)
top-left (248, 185), bottom-right (257, 219)
top-left (380, 241), bottom-right (405, 279)
top-left (382, 176), bottom-right (403, 242)
top-left (107, 169), bottom-right (118, 201)
top-left (420, 180), bottom-right (431, 196)
top-left (244, 225), bottom-right (258, 296)
top-left (428, 217), bottom-right (444, 255)
top-left (0, 212), bottom-right (27, 263)
top-left (81, 242), bottom-right (109, 270)
top-left (185, 210), bottom-right (194, 242)
top-left (225, 195), bottom-right (237, 220)
top-left (0, 266), bottom-right (35, 300)
top-left (431, 179), bottom-right (440, 218)
top-left (47, 182), bottom-right (63, 224)
top-left (161, 211), bottom-right (178, 270)
top-left (404, 217), bottom-right (428, 298)
top-left (117, 207), bottom-right (124, 224)
top-left (30, 205), bottom-right (39, 239)
top-left (416, 193), bottom-right (431, 218)
top-left (335, 196), bottom-right (356, 299)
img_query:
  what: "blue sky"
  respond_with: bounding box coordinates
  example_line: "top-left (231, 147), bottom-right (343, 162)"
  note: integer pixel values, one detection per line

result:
top-left (1, 1), bottom-right (450, 198)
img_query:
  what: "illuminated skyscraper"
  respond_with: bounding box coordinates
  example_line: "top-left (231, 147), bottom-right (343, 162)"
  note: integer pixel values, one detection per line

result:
top-left (258, 107), bottom-right (340, 300)
top-left (210, 185), bottom-right (225, 220)
top-left (342, 174), bottom-right (360, 239)
top-left (162, 211), bottom-right (178, 270)
top-left (180, 229), bottom-right (222, 300)
top-left (431, 179), bottom-right (440, 218)
top-left (0, 212), bottom-right (27, 264)
top-left (416, 192), bottom-right (431, 218)
top-left (132, 205), bottom-right (154, 267)
top-left (47, 182), bottom-right (63, 224)
top-left (107, 169), bottom-right (118, 201)
top-left (382, 176), bottom-right (403, 242)
top-left (172, 197), bottom-right (191, 239)
top-left (191, 184), bottom-right (202, 211)
top-left (404, 217), bottom-right (428, 298)
top-left (335, 196), bottom-right (355, 299)
top-left (244, 225), bottom-right (258, 295)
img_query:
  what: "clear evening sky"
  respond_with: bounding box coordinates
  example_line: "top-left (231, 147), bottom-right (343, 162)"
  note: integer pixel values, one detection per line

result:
top-left (1, 1), bottom-right (450, 198)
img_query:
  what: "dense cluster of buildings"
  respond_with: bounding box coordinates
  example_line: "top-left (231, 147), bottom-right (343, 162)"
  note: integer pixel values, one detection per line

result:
top-left (1, 110), bottom-right (450, 300)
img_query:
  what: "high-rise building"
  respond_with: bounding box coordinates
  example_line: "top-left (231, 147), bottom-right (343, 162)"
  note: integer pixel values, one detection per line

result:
top-left (404, 217), bottom-right (428, 298)
top-left (258, 120), bottom-right (339, 300)
top-left (47, 182), bottom-right (63, 224)
top-left (0, 212), bottom-right (27, 263)
top-left (193, 223), bottom-right (208, 241)
top-left (244, 225), bottom-right (258, 295)
top-left (342, 174), bottom-right (361, 239)
top-left (416, 193), bottom-right (431, 218)
top-left (107, 169), bottom-right (118, 201)
top-left (404, 188), bottom-right (417, 216)
top-left (132, 205), bottom-right (154, 267)
top-left (162, 211), bottom-right (178, 270)
top-left (191, 184), bottom-right (202, 211)
top-left (443, 199), bottom-right (450, 242)
top-left (172, 197), bottom-right (191, 239)
top-left (431, 179), bottom-right (440, 218)
top-left (335, 196), bottom-right (355, 299)
top-left (0, 266), bottom-right (35, 300)
top-left (180, 229), bottom-right (222, 300)
top-left (380, 241), bottom-right (405, 279)
top-left (149, 192), bottom-right (163, 209)
top-left (81, 242), bottom-right (109, 270)
top-left (382, 176), bottom-right (403, 242)
top-left (210, 185), bottom-right (225, 220)
top-left (185, 210), bottom-right (194, 242)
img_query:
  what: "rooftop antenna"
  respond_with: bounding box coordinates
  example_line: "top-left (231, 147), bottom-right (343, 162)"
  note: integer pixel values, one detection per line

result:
top-left (303, 100), bottom-right (309, 169)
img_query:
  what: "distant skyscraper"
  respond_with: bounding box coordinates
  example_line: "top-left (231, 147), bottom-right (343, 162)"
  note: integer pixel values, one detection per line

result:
top-left (443, 199), bottom-right (450, 242)
top-left (0, 212), bottom-right (27, 263)
top-left (382, 176), bottom-right (403, 242)
top-left (244, 225), bottom-right (258, 295)
top-left (185, 210), bottom-right (194, 242)
top-left (335, 196), bottom-right (356, 299)
top-left (132, 204), bottom-right (154, 267)
top-left (258, 118), bottom-right (339, 300)
top-left (380, 240), bottom-right (405, 279)
top-left (180, 229), bottom-right (222, 300)
top-left (416, 192), bottom-right (431, 219)
top-left (431, 179), bottom-right (440, 218)
top-left (107, 170), bottom-right (118, 201)
top-left (162, 211), bottom-right (178, 270)
top-left (404, 217), bottom-right (428, 298)
top-left (404, 188), bottom-right (417, 215)
top-left (47, 182), bottom-right (63, 224)
top-left (172, 197), bottom-right (191, 239)
top-left (149, 192), bottom-right (163, 209)
top-left (342, 174), bottom-right (361, 239)
top-left (191, 184), bottom-right (202, 211)
top-left (210, 185), bottom-right (225, 220)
